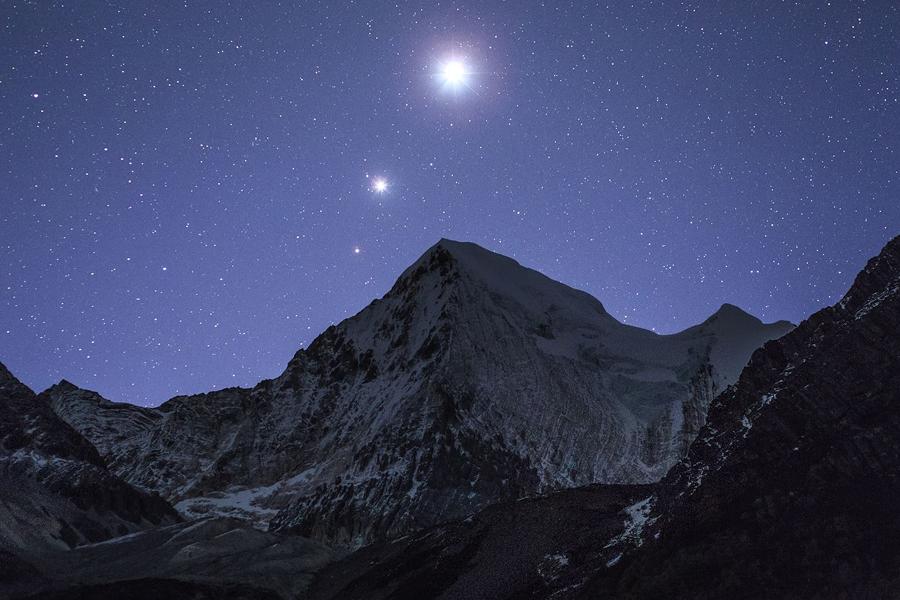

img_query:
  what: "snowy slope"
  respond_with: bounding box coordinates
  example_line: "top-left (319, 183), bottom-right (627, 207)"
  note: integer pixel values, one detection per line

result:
top-left (45, 239), bottom-right (792, 546)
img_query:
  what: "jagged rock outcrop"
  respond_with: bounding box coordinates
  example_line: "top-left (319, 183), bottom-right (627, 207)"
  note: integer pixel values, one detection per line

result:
top-left (0, 363), bottom-right (179, 561)
top-left (44, 239), bottom-right (792, 546)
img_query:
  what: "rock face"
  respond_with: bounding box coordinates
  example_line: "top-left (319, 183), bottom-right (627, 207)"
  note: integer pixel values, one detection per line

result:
top-left (44, 239), bottom-right (791, 546)
top-left (0, 363), bottom-right (179, 561)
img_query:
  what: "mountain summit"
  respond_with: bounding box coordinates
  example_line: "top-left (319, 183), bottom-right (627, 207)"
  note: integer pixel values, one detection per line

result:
top-left (43, 239), bottom-right (792, 546)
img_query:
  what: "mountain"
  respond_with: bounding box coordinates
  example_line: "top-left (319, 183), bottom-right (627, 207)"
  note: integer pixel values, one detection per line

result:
top-left (0, 363), bottom-right (179, 570)
top-left (303, 235), bottom-right (900, 600)
top-left (43, 239), bottom-right (792, 546)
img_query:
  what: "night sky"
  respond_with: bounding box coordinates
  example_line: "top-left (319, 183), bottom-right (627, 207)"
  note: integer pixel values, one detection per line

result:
top-left (2, 1), bottom-right (898, 405)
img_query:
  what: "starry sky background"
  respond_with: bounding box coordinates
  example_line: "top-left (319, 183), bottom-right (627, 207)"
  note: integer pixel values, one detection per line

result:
top-left (2, 1), bottom-right (898, 405)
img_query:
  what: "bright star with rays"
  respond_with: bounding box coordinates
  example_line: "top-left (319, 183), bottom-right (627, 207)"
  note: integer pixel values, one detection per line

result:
top-left (371, 177), bottom-right (388, 193)
top-left (441, 61), bottom-right (468, 86)
top-left (437, 58), bottom-right (474, 93)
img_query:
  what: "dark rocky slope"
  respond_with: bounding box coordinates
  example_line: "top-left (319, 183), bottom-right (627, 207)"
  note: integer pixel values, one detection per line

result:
top-left (308, 485), bottom-right (649, 600)
top-left (10, 517), bottom-right (333, 600)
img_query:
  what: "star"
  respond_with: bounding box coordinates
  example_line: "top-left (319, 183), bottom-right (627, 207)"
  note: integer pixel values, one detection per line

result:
top-left (371, 177), bottom-right (388, 193)
top-left (436, 58), bottom-right (475, 94)
top-left (441, 61), bottom-right (467, 87)
top-left (353, 246), bottom-right (361, 254)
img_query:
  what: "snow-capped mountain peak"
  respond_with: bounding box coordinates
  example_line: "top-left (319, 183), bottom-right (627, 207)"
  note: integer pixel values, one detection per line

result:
top-left (42, 240), bottom-right (792, 546)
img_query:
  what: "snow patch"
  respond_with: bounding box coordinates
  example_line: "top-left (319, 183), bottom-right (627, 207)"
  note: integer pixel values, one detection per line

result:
top-left (605, 496), bottom-right (656, 550)
top-left (175, 483), bottom-right (281, 529)
top-left (852, 274), bottom-right (900, 320)
top-left (81, 528), bottom-right (149, 547)
top-left (740, 415), bottom-right (753, 437)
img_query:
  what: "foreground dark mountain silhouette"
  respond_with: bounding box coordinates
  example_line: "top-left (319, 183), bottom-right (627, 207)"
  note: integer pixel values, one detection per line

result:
top-left (307, 235), bottom-right (900, 600)
top-left (37, 240), bottom-right (790, 547)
